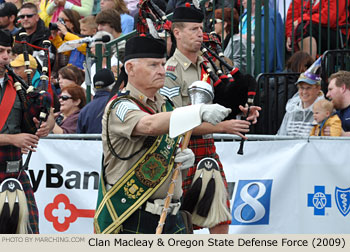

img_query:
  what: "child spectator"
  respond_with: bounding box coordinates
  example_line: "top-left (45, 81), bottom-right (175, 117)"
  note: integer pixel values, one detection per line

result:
top-left (310, 99), bottom-right (342, 136)
top-left (79, 15), bottom-right (97, 36)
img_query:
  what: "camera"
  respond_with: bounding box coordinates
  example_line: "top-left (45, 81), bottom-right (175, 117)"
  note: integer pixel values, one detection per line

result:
top-left (49, 18), bottom-right (66, 31)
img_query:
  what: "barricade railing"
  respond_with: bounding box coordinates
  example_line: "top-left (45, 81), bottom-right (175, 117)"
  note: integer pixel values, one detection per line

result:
top-left (43, 134), bottom-right (350, 141)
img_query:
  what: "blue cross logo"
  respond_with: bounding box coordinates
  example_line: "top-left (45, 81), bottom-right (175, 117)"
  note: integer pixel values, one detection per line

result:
top-left (307, 186), bottom-right (331, 216)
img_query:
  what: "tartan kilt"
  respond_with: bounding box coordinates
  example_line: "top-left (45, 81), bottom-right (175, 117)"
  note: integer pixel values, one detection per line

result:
top-left (183, 137), bottom-right (231, 227)
top-left (119, 208), bottom-right (186, 234)
top-left (0, 170), bottom-right (39, 234)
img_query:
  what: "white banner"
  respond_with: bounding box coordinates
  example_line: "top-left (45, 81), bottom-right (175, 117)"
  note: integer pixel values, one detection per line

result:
top-left (27, 139), bottom-right (350, 234)
top-left (28, 139), bottom-right (102, 234)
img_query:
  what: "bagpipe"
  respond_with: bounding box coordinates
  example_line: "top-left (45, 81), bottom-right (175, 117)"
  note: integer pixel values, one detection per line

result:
top-left (0, 35), bottom-right (54, 234)
top-left (136, 0), bottom-right (172, 36)
top-left (11, 34), bottom-right (53, 169)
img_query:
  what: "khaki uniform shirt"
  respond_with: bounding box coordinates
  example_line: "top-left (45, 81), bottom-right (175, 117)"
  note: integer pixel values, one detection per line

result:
top-left (161, 49), bottom-right (207, 107)
top-left (101, 83), bottom-right (182, 200)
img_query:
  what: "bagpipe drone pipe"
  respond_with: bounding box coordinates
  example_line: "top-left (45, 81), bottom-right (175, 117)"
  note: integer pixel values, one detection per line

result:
top-left (201, 32), bottom-right (257, 120)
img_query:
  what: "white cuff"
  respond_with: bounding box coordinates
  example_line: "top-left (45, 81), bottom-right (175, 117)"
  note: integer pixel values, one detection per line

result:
top-left (169, 104), bottom-right (202, 138)
top-left (64, 2), bottom-right (74, 9)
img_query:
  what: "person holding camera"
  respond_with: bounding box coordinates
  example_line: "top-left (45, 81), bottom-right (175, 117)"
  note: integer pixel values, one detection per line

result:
top-left (50, 8), bottom-right (85, 69)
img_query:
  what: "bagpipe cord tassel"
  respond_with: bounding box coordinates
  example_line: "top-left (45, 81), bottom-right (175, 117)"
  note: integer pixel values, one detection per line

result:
top-left (180, 171), bottom-right (203, 214)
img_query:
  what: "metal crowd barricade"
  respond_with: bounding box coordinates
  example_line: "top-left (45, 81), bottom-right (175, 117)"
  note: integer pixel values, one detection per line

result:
top-left (252, 72), bottom-right (300, 135)
top-left (321, 49), bottom-right (350, 92)
top-left (44, 133), bottom-right (350, 141)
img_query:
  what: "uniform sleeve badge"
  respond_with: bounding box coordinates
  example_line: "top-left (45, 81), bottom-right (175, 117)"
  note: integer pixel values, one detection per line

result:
top-left (166, 65), bottom-right (176, 72)
top-left (115, 100), bottom-right (140, 122)
top-left (166, 72), bottom-right (177, 81)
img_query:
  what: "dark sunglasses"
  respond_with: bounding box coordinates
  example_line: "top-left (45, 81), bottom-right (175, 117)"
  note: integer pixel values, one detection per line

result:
top-left (59, 95), bottom-right (73, 101)
top-left (18, 14), bottom-right (36, 19)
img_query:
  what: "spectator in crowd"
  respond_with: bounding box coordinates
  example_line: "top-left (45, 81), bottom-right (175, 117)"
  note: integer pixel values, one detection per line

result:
top-left (240, 0), bottom-right (284, 73)
top-left (310, 99), bottom-right (342, 136)
top-left (11, 42), bottom-right (34, 60)
top-left (79, 15), bottom-right (97, 36)
top-left (77, 68), bottom-right (115, 133)
top-left (46, 0), bottom-right (93, 23)
top-left (163, 5), bottom-right (260, 234)
top-left (0, 29), bottom-right (54, 233)
top-left (269, 51), bottom-right (314, 132)
top-left (95, 9), bottom-right (122, 39)
top-left (52, 83), bottom-right (86, 134)
top-left (124, 0), bottom-right (138, 16)
top-left (100, 0), bottom-right (134, 34)
top-left (95, 9), bottom-right (124, 76)
top-left (285, 0), bottom-right (348, 59)
top-left (10, 53), bottom-right (40, 87)
top-left (325, 70), bottom-right (350, 136)
top-left (0, 2), bottom-right (19, 35)
top-left (4, 0), bottom-right (22, 10)
top-left (39, 0), bottom-right (52, 27)
top-left (50, 9), bottom-right (85, 69)
top-left (15, 2), bottom-right (51, 49)
top-left (214, 7), bottom-right (252, 73)
top-left (57, 64), bottom-right (85, 90)
top-left (277, 58), bottom-right (325, 136)
top-left (92, 0), bottom-right (100, 15)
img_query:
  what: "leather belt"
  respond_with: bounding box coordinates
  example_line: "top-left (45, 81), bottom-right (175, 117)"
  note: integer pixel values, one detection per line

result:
top-left (140, 199), bottom-right (181, 216)
top-left (191, 134), bottom-right (213, 140)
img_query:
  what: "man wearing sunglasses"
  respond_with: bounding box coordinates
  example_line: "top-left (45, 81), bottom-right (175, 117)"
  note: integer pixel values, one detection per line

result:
top-left (15, 2), bottom-right (51, 50)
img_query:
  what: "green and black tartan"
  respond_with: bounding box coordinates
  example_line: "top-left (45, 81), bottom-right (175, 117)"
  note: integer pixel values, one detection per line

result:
top-left (119, 207), bottom-right (186, 234)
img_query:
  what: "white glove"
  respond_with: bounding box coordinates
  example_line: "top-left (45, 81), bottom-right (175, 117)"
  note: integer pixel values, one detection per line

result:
top-left (174, 148), bottom-right (195, 170)
top-left (200, 104), bottom-right (231, 125)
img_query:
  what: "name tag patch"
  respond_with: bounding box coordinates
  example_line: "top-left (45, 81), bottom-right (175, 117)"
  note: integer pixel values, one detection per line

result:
top-left (166, 72), bottom-right (177, 81)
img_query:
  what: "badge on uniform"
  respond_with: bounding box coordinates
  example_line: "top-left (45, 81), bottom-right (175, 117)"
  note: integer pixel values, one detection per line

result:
top-left (166, 65), bottom-right (176, 72)
top-left (0, 178), bottom-right (29, 233)
top-left (115, 100), bottom-right (140, 122)
top-left (159, 86), bottom-right (180, 99)
top-left (165, 72), bottom-right (177, 81)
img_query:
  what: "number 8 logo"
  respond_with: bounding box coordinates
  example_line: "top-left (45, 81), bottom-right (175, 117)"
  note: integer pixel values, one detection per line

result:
top-left (231, 180), bottom-right (272, 225)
